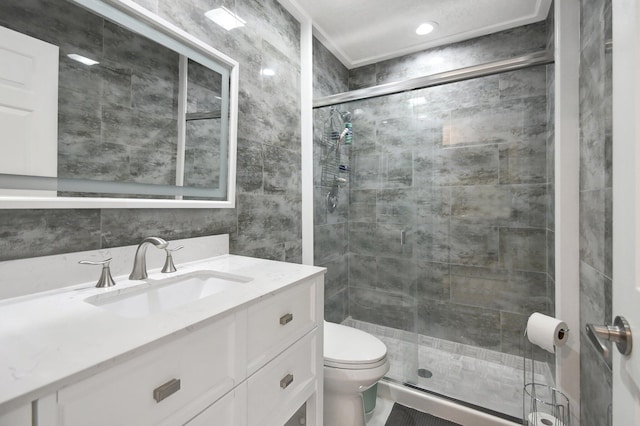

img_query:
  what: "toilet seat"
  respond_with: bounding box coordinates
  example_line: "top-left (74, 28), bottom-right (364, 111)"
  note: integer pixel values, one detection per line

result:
top-left (324, 322), bottom-right (387, 370)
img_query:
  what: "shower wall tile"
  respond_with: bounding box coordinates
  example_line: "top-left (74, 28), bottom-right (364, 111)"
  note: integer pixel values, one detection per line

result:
top-left (450, 265), bottom-right (547, 314)
top-left (349, 254), bottom-right (378, 289)
top-left (349, 223), bottom-right (410, 258)
top-left (547, 229), bottom-right (556, 282)
top-left (414, 221), bottom-right (450, 264)
top-left (445, 100), bottom-right (523, 146)
top-left (377, 257), bottom-right (417, 294)
top-left (449, 220), bottom-right (499, 267)
top-left (313, 223), bottom-right (348, 266)
top-left (381, 152), bottom-right (413, 188)
top-left (436, 145), bottom-right (500, 186)
top-left (376, 188), bottom-right (414, 225)
top-left (498, 68), bottom-right (547, 100)
top-left (348, 64), bottom-right (376, 91)
top-left (500, 311), bottom-right (548, 361)
top-left (421, 76), bottom-right (500, 112)
top-left (313, 36), bottom-right (349, 98)
top-left (498, 227), bottom-right (547, 272)
top-left (498, 140), bottom-right (547, 184)
top-left (350, 287), bottom-right (416, 331)
top-left (325, 289), bottom-right (349, 323)
top-left (416, 262), bottom-right (451, 301)
top-left (351, 154), bottom-right (381, 189)
top-left (349, 189), bottom-right (377, 223)
top-left (321, 256), bottom-right (349, 299)
top-left (363, 23), bottom-right (547, 88)
top-left (450, 184), bottom-right (547, 228)
top-left (417, 300), bottom-right (501, 350)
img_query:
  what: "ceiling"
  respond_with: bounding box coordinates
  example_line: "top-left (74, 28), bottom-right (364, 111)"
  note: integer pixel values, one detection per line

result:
top-left (295, 0), bottom-right (553, 69)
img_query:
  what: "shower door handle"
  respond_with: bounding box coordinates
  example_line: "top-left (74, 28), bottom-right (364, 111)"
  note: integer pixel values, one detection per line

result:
top-left (586, 315), bottom-right (632, 358)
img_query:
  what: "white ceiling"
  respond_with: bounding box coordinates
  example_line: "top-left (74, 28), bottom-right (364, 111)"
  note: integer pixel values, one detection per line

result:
top-left (296, 0), bottom-right (553, 69)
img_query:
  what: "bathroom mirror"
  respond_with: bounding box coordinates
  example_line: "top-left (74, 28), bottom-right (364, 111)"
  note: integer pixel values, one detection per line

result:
top-left (0, 0), bottom-right (238, 208)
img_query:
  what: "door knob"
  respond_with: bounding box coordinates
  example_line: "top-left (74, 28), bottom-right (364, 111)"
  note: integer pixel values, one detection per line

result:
top-left (586, 315), bottom-right (632, 358)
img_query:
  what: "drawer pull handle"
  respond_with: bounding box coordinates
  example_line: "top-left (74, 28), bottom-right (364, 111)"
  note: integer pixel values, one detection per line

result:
top-left (280, 313), bottom-right (293, 325)
top-left (153, 378), bottom-right (181, 403)
top-left (280, 373), bottom-right (294, 389)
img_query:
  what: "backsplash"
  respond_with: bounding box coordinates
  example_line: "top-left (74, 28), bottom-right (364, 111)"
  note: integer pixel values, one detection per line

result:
top-left (0, 0), bottom-right (302, 264)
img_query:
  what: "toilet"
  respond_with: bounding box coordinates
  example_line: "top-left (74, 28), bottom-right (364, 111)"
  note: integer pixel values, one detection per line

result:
top-left (323, 321), bottom-right (390, 426)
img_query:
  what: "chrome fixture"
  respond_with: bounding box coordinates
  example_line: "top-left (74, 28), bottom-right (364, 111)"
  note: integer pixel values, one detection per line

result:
top-left (586, 315), bottom-right (633, 358)
top-left (129, 237), bottom-right (169, 280)
top-left (313, 50), bottom-right (555, 108)
top-left (79, 258), bottom-right (117, 288)
top-left (161, 245), bottom-right (184, 273)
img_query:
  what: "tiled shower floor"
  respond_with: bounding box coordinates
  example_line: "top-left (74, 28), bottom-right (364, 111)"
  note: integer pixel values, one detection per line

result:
top-left (344, 318), bottom-right (554, 420)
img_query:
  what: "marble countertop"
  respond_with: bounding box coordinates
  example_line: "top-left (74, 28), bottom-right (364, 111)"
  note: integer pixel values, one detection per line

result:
top-left (0, 254), bottom-right (325, 412)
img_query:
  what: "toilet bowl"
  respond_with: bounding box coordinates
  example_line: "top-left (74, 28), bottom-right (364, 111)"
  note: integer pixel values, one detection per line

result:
top-left (323, 321), bottom-right (390, 426)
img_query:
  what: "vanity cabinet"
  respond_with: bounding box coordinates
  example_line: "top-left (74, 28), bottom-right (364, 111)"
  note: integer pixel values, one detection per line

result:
top-left (56, 311), bottom-right (243, 426)
top-left (37, 275), bottom-right (323, 426)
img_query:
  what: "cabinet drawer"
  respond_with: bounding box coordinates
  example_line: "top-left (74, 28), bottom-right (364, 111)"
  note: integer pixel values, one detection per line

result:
top-left (184, 382), bottom-right (247, 426)
top-left (247, 331), bottom-right (317, 426)
top-left (57, 312), bottom-right (244, 426)
top-left (247, 277), bottom-right (318, 374)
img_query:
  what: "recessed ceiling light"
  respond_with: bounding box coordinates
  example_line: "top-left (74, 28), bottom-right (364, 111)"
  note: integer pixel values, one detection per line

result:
top-left (261, 68), bottom-right (275, 76)
top-left (205, 7), bottom-right (246, 31)
top-left (67, 54), bottom-right (99, 66)
top-left (416, 22), bottom-right (438, 36)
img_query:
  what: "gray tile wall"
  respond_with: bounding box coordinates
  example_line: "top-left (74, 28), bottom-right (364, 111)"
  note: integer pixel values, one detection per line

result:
top-left (579, 0), bottom-right (613, 424)
top-left (312, 38), bottom-right (350, 322)
top-left (0, 0), bottom-right (303, 265)
top-left (335, 22), bottom-right (553, 360)
top-left (546, 4), bottom-right (557, 378)
top-left (348, 22), bottom-right (548, 90)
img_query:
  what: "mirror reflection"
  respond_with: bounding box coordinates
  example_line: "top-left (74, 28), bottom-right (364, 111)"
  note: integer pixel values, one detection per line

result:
top-left (0, 0), bottom-right (233, 202)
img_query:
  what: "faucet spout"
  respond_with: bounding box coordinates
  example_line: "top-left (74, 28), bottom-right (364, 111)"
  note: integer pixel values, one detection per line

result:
top-left (129, 237), bottom-right (169, 280)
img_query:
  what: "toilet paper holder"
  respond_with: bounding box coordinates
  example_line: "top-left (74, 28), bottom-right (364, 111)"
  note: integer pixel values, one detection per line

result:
top-left (586, 315), bottom-right (632, 359)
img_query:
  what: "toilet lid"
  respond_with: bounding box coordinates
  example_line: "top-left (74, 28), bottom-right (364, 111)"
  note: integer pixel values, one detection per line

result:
top-left (324, 322), bottom-right (387, 367)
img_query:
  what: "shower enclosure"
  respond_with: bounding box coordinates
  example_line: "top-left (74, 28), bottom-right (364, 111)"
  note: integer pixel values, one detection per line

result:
top-left (314, 50), bottom-right (555, 420)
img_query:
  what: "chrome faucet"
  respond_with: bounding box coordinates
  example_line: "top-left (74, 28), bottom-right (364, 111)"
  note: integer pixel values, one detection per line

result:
top-left (129, 237), bottom-right (169, 280)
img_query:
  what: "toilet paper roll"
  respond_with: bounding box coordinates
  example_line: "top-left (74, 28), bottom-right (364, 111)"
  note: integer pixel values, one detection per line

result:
top-left (527, 411), bottom-right (565, 426)
top-left (526, 312), bottom-right (569, 353)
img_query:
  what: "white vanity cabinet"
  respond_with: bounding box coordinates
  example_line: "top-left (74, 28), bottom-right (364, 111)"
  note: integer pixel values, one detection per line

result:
top-left (32, 274), bottom-right (323, 426)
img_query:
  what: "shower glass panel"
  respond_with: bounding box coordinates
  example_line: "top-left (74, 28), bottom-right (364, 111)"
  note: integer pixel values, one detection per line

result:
top-left (314, 63), bottom-right (554, 420)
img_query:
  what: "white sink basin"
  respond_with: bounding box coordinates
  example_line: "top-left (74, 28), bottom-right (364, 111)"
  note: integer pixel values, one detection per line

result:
top-left (85, 271), bottom-right (252, 318)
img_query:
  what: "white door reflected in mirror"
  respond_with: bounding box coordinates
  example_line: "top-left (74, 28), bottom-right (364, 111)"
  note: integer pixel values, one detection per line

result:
top-left (0, 26), bottom-right (58, 198)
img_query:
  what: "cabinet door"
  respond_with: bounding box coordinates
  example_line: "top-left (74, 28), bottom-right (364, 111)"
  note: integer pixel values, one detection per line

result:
top-left (0, 403), bottom-right (30, 426)
top-left (184, 383), bottom-right (247, 426)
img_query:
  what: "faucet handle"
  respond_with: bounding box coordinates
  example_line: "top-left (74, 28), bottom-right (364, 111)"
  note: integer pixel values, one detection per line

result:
top-left (161, 245), bottom-right (184, 273)
top-left (79, 258), bottom-right (117, 288)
